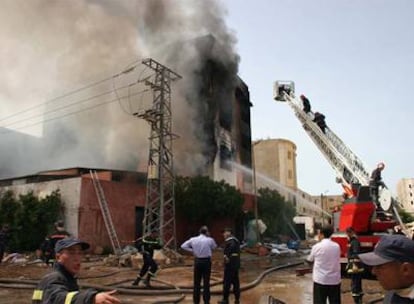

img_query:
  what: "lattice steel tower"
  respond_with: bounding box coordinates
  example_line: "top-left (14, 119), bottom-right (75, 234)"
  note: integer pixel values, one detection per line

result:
top-left (134, 58), bottom-right (181, 249)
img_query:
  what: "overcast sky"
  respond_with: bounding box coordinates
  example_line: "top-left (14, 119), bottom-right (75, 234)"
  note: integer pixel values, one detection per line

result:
top-left (224, 0), bottom-right (414, 196)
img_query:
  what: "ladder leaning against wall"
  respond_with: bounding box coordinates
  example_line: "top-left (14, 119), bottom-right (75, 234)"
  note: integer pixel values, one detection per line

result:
top-left (89, 170), bottom-right (122, 255)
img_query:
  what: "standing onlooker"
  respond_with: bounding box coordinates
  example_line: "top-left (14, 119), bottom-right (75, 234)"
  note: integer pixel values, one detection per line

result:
top-left (306, 226), bottom-right (341, 304)
top-left (346, 227), bottom-right (364, 304)
top-left (41, 220), bottom-right (71, 266)
top-left (359, 234), bottom-right (414, 304)
top-left (0, 224), bottom-right (10, 263)
top-left (32, 238), bottom-right (120, 304)
top-left (181, 226), bottom-right (217, 304)
top-left (218, 227), bottom-right (241, 304)
top-left (132, 230), bottom-right (162, 287)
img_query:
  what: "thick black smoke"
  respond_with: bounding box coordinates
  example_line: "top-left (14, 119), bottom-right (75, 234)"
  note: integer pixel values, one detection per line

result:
top-left (0, 0), bottom-right (239, 178)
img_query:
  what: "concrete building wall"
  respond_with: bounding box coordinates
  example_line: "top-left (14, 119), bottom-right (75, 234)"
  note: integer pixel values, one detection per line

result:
top-left (0, 177), bottom-right (82, 236)
top-left (251, 138), bottom-right (325, 221)
top-left (253, 138), bottom-right (297, 190)
top-left (397, 178), bottom-right (414, 214)
top-left (78, 177), bottom-right (146, 251)
top-left (0, 169), bottom-right (148, 251)
top-left (312, 194), bottom-right (343, 225)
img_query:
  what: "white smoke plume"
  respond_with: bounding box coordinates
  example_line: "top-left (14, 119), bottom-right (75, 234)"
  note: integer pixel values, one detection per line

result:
top-left (0, 0), bottom-right (239, 178)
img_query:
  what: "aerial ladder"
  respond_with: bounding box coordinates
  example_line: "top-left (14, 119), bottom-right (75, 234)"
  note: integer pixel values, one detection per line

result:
top-left (272, 81), bottom-right (407, 233)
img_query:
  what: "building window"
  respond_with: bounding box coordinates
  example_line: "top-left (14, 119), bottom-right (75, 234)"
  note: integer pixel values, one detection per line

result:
top-left (288, 151), bottom-right (292, 160)
top-left (410, 192), bottom-right (413, 197)
top-left (410, 184), bottom-right (412, 188)
top-left (411, 201), bottom-right (414, 205)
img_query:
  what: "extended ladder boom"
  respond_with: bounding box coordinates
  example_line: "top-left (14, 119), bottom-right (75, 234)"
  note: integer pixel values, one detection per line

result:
top-left (273, 81), bottom-right (406, 232)
top-left (90, 170), bottom-right (122, 255)
top-left (278, 88), bottom-right (370, 188)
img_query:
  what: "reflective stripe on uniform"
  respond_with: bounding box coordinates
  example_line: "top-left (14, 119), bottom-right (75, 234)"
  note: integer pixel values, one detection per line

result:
top-left (32, 289), bottom-right (43, 300)
top-left (231, 253), bottom-right (239, 256)
top-left (64, 291), bottom-right (79, 304)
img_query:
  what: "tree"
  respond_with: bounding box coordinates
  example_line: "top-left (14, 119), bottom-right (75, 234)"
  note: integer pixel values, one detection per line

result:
top-left (0, 189), bottom-right (64, 251)
top-left (398, 207), bottom-right (414, 224)
top-left (175, 176), bottom-right (244, 224)
top-left (257, 187), bottom-right (296, 238)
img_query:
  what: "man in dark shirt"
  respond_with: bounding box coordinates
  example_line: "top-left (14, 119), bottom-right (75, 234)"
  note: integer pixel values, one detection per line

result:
top-left (369, 162), bottom-right (386, 206)
top-left (359, 235), bottom-right (414, 304)
top-left (300, 94), bottom-right (312, 113)
top-left (313, 112), bottom-right (327, 134)
top-left (218, 227), bottom-right (241, 304)
top-left (132, 230), bottom-right (162, 287)
top-left (41, 220), bottom-right (71, 266)
top-left (346, 227), bottom-right (364, 304)
top-left (32, 238), bottom-right (120, 304)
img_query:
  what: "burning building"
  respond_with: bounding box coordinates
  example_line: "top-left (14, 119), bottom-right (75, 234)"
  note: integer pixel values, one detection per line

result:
top-left (0, 1), bottom-right (253, 248)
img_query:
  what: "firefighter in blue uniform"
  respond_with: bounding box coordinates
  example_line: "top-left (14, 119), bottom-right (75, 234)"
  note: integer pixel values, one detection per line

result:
top-left (346, 227), bottom-right (364, 304)
top-left (32, 238), bottom-right (120, 304)
top-left (218, 227), bottom-right (241, 304)
top-left (41, 220), bottom-right (71, 266)
top-left (132, 230), bottom-right (163, 287)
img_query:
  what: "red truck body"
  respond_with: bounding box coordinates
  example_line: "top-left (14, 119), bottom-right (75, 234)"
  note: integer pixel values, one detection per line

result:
top-left (330, 185), bottom-right (396, 263)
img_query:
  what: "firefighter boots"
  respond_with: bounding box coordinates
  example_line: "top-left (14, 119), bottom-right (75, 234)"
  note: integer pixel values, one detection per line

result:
top-left (131, 277), bottom-right (141, 286)
top-left (143, 275), bottom-right (151, 287)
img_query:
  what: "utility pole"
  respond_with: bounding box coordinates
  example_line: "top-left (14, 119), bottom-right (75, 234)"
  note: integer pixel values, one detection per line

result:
top-left (252, 140), bottom-right (262, 244)
top-left (134, 58), bottom-right (181, 250)
top-left (320, 193), bottom-right (324, 226)
top-left (321, 190), bottom-right (329, 225)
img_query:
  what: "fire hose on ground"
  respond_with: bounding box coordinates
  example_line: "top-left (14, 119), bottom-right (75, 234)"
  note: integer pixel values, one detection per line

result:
top-left (0, 260), bottom-right (304, 303)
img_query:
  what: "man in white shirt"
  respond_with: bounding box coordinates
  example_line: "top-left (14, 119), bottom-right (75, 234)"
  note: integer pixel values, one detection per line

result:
top-left (307, 226), bottom-right (341, 304)
top-left (181, 226), bottom-right (217, 304)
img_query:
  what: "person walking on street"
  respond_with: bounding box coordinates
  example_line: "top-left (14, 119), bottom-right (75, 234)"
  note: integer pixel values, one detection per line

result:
top-left (181, 226), bottom-right (217, 304)
top-left (306, 226), bottom-right (341, 304)
top-left (132, 230), bottom-right (162, 287)
top-left (218, 227), bottom-right (241, 304)
top-left (32, 238), bottom-right (120, 304)
top-left (346, 227), bottom-right (364, 304)
top-left (0, 224), bottom-right (10, 263)
top-left (359, 234), bottom-right (414, 304)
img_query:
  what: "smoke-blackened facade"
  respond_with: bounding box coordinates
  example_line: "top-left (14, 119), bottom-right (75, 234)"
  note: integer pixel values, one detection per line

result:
top-left (0, 1), bottom-right (253, 192)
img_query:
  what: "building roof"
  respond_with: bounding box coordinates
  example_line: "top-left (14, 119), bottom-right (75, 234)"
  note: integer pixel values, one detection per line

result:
top-left (0, 167), bottom-right (147, 187)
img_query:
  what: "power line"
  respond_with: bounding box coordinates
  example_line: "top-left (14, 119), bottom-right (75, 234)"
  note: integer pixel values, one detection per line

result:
top-left (113, 64), bottom-right (150, 115)
top-left (0, 82), bottom-right (141, 129)
top-left (0, 58), bottom-right (143, 123)
top-left (0, 89), bottom-right (149, 135)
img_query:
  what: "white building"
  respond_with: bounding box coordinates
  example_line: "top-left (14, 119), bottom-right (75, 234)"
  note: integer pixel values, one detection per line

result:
top-left (397, 178), bottom-right (414, 214)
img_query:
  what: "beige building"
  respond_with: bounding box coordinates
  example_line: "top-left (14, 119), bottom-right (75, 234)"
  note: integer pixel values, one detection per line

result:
top-left (252, 138), bottom-right (329, 222)
top-left (253, 138), bottom-right (297, 190)
top-left (397, 178), bottom-right (414, 214)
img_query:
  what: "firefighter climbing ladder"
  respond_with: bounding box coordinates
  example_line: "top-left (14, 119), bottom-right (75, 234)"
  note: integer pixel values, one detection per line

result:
top-left (273, 81), bottom-right (405, 229)
top-left (274, 82), bottom-right (370, 187)
top-left (89, 169), bottom-right (122, 255)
